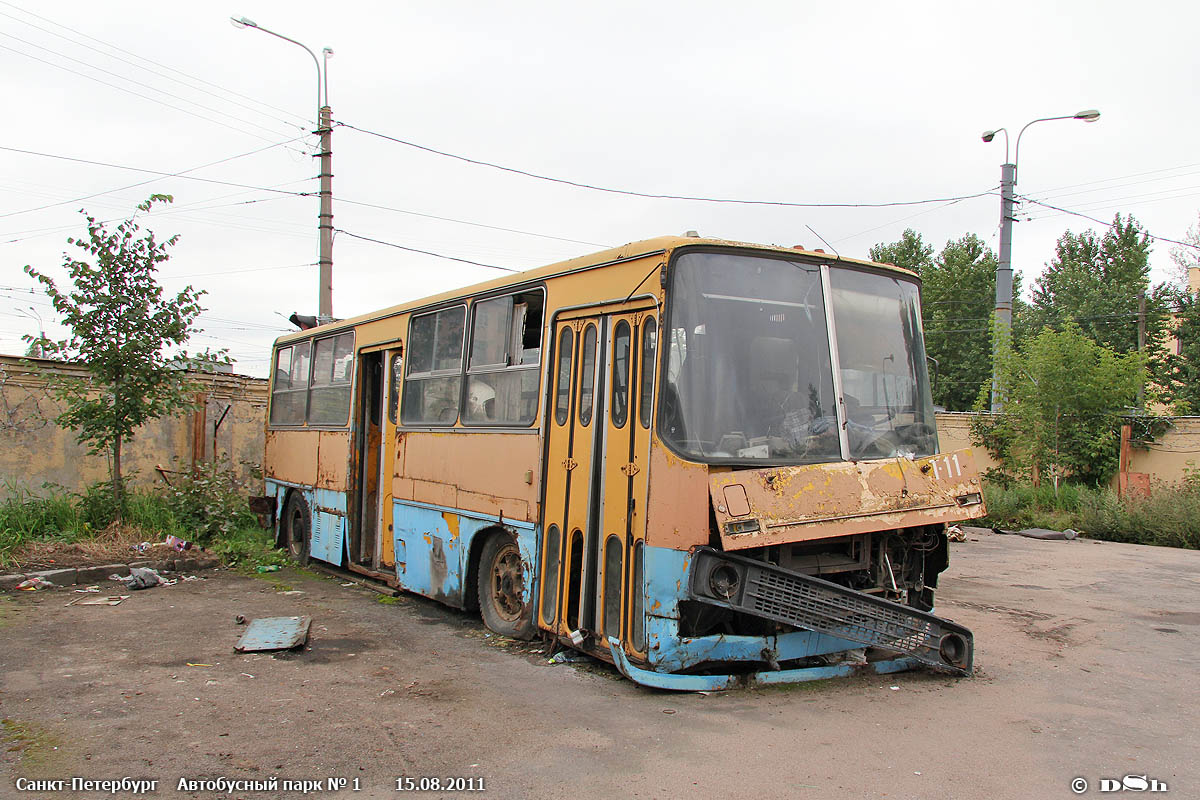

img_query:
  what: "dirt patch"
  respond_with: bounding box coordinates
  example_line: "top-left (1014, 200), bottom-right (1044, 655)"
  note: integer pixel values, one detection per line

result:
top-left (5, 525), bottom-right (177, 570)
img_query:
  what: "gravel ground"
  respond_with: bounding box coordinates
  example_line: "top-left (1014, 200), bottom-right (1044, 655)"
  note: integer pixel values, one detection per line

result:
top-left (1, 529), bottom-right (1196, 800)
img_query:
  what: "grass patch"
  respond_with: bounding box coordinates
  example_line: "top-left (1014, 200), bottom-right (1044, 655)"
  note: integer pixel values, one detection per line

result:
top-left (208, 526), bottom-right (289, 572)
top-left (1, 718), bottom-right (63, 774)
top-left (376, 594), bottom-right (400, 605)
top-left (981, 478), bottom-right (1200, 549)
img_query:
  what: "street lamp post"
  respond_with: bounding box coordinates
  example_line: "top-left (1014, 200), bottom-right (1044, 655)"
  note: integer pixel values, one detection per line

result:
top-left (231, 16), bottom-right (335, 323)
top-left (981, 109), bottom-right (1100, 412)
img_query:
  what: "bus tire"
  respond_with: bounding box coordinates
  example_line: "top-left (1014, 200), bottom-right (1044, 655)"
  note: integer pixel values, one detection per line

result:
top-left (283, 492), bottom-right (311, 566)
top-left (477, 532), bottom-right (534, 640)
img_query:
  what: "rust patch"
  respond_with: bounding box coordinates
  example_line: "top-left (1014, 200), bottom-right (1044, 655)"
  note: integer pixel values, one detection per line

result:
top-left (710, 448), bottom-right (986, 550)
top-left (441, 512), bottom-right (460, 542)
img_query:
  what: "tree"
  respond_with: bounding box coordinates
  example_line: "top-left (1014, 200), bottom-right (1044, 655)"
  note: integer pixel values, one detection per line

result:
top-left (972, 324), bottom-right (1143, 488)
top-left (871, 230), bottom-right (1023, 411)
top-left (869, 228), bottom-right (933, 276)
top-left (24, 196), bottom-right (225, 520)
top-left (1027, 214), bottom-right (1171, 357)
top-left (1167, 212), bottom-right (1200, 290)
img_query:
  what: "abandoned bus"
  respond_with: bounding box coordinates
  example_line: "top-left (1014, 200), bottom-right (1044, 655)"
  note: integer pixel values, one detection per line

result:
top-left (260, 235), bottom-right (986, 689)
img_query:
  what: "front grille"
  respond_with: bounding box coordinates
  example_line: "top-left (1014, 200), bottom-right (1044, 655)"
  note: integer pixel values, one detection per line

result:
top-left (690, 547), bottom-right (973, 675)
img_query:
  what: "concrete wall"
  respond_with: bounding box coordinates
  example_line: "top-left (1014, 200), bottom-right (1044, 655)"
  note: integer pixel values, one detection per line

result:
top-left (0, 355), bottom-right (267, 497)
top-left (935, 411), bottom-right (1200, 487)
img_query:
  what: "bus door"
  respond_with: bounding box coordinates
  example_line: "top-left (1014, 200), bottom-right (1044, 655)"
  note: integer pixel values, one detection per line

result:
top-left (540, 306), bottom-right (656, 658)
top-left (352, 345), bottom-right (401, 575)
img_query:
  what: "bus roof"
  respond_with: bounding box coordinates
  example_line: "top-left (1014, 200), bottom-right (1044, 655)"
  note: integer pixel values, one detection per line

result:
top-left (272, 234), bottom-right (912, 345)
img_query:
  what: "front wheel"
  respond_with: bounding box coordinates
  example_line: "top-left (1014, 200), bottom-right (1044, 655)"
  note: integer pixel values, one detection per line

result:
top-left (477, 532), bottom-right (534, 640)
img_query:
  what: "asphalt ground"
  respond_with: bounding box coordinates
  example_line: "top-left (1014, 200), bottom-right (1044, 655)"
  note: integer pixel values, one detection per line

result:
top-left (1, 528), bottom-right (1195, 800)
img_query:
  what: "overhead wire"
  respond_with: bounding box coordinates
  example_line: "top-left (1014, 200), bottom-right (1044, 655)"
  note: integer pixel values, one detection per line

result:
top-left (334, 229), bottom-right (519, 272)
top-left (1017, 196), bottom-right (1200, 251)
top-left (0, 0), bottom-right (311, 127)
top-left (338, 121), bottom-right (998, 210)
top-left (0, 136), bottom-right (310, 220)
top-left (0, 42), bottom-right (290, 144)
top-left (0, 30), bottom-right (300, 141)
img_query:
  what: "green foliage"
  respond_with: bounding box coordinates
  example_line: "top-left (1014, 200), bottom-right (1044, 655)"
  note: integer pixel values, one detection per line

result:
top-left (1026, 214), bottom-right (1171, 357)
top-left (869, 228), bottom-right (933, 276)
top-left (981, 478), bottom-right (1200, 550)
top-left (206, 526), bottom-right (288, 571)
top-left (23, 196), bottom-right (227, 519)
top-left (1161, 291), bottom-right (1200, 413)
top-left (162, 457), bottom-right (262, 544)
top-left (973, 324), bottom-right (1143, 486)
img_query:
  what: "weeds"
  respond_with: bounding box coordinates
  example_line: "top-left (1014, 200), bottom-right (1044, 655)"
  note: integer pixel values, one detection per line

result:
top-left (982, 479), bottom-right (1200, 549)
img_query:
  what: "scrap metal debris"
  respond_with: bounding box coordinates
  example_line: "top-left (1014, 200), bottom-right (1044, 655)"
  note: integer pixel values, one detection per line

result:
top-left (66, 595), bottom-right (130, 607)
top-left (993, 527), bottom-right (1078, 541)
top-left (234, 615), bottom-right (312, 653)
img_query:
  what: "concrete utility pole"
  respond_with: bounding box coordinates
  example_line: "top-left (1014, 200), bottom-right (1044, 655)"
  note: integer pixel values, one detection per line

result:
top-left (232, 17), bottom-right (335, 322)
top-left (981, 109), bottom-right (1101, 412)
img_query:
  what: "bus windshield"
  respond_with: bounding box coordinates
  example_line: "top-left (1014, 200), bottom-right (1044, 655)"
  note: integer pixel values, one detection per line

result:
top-left (661, 251), bottom-right (937, 464)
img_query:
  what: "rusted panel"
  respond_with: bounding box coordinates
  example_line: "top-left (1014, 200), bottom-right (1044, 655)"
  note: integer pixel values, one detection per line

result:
top-left (457, 489), bottom-right (530, 522)
top-left (411, 478), bottom-right (456, 508)
top-left (402, 432), bottom-right (539, 509)
top-left (316, 430), bottom-right (350, 488)
top-left (644, 442), bottom-right (710, 550)
top-left (264, 430), bottom-right (318, 486)
top-left (710, 448), bottom-right (986, 551)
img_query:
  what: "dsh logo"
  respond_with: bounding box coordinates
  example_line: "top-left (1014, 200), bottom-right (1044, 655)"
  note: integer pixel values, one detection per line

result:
top-left (1073, 775), bottom-right (1169, 793)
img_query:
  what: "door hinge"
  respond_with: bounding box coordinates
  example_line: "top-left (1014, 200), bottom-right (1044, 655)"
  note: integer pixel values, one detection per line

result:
top-left (620, 461), bottom-right (640, 477)
top-left (563, 458), bottom-right (578, 471)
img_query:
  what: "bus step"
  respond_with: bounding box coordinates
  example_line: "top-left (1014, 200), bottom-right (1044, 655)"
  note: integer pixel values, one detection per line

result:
top-left (688, 546), bottom-right (973, 675)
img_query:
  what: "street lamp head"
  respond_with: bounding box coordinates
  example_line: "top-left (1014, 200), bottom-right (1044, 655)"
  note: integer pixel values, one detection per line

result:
top-left (981, 130), bottom-right (998, 143)
top-left (322, 47), bottom-right (334, 58)
top-left (229, 15), bottom-right (257, 29)
top-left (1074, 108), bottom-right (1101, 122)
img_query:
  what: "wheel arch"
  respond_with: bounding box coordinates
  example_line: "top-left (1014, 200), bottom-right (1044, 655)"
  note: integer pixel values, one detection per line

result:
top-left (463, 523), bottom-right (513, 612)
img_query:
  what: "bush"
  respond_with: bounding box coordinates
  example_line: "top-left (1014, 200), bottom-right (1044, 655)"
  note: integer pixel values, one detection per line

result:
top-left (981, 478), bottom-right (1200, 550)
top-left (162, 458), bottom-right (261, 545)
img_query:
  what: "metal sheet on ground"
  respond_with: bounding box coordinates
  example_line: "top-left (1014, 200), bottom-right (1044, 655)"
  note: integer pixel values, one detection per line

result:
top-left (234, 615), bottom-right (312, 652)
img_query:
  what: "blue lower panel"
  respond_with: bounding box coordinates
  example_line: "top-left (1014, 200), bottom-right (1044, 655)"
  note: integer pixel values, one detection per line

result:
top-left (264, 480), bottom-right (346, 566)
top-left (641, 544), bottom-right (869, 673)
top-left (393, 500), bottom-right (536, 608)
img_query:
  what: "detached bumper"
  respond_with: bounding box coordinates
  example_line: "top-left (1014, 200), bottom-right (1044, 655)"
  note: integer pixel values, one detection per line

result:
top-left (688, 547), bottom-right (973, 675)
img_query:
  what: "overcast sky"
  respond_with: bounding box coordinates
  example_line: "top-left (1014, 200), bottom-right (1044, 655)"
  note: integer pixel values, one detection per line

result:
top-left (3, 0), bottom-right (1198, 376)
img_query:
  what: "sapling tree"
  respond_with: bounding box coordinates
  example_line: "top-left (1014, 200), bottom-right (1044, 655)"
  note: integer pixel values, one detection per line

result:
top-left (24, 195), bottom-right (226, 520)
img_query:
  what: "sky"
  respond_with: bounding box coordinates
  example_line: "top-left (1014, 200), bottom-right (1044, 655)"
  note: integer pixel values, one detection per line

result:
top-left (3, 0), bottom-right (1199, 377)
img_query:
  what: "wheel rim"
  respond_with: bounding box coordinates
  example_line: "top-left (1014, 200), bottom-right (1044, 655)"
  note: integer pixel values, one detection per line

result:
top-left (489, 541), bottom-right (526, 622)
top-left (288, 507), bottom-right (305, 556)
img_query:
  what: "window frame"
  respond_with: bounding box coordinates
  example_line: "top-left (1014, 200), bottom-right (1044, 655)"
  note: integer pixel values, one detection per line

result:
top-left (462, 287), bottom-right (545, 428)
top-left (401, 303), bottom-right (468, 428)
top-left (305, 331), bottom-right (356, 428)
top-left (268, 331), bottom-right (357, 430)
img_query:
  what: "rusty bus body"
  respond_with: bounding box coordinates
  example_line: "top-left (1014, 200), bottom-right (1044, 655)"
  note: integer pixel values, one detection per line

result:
top-left (261, 236), bottom-right (985, 689)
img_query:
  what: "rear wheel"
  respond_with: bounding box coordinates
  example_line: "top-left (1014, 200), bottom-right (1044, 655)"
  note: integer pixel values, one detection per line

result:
top-left (477, 532), bottom-right (534, 640)
top-left (283, 493), bottom-right (311, 566)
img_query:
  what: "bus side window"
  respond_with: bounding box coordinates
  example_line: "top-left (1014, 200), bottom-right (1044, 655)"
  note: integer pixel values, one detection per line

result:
top-left (611, 321), bottom-right (631, 428)
top-left (554, 326), bottom-right (573, 426)
top-left (388, 350), bottom-right (403, 425)
top-left (639, 318), bottom-right (656, 429)
top-left (308, 331), bottom-right (355, 426)
top-left (402, 306), bottom-right (465, 426)
top-left (465, 290), bottom-right (543, 426)
top-left (270, 343), bottom-right (309, 426)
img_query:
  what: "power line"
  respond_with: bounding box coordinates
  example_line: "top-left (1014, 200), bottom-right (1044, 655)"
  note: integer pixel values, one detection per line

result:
top-left (336, 196), bottom-right (608, 248)
top-left (334, 229), bottom-right (519, 272)
top-left (0, 145), bottom-right (313, 198)
top-left (0, 8), bottom-right (309, 132)
top-left (338, 121), bottom-right (998, 210)
top-left (0, 0), bottom-right (312, 127)
top-left (0, 136), bottom-right (309, 220)
top-left (0, 30), bottom-right (299, 141)
top-left (0, 42), bottom-right (288, 144)
top-left (1017, 196), bottom-right (1200, 252)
